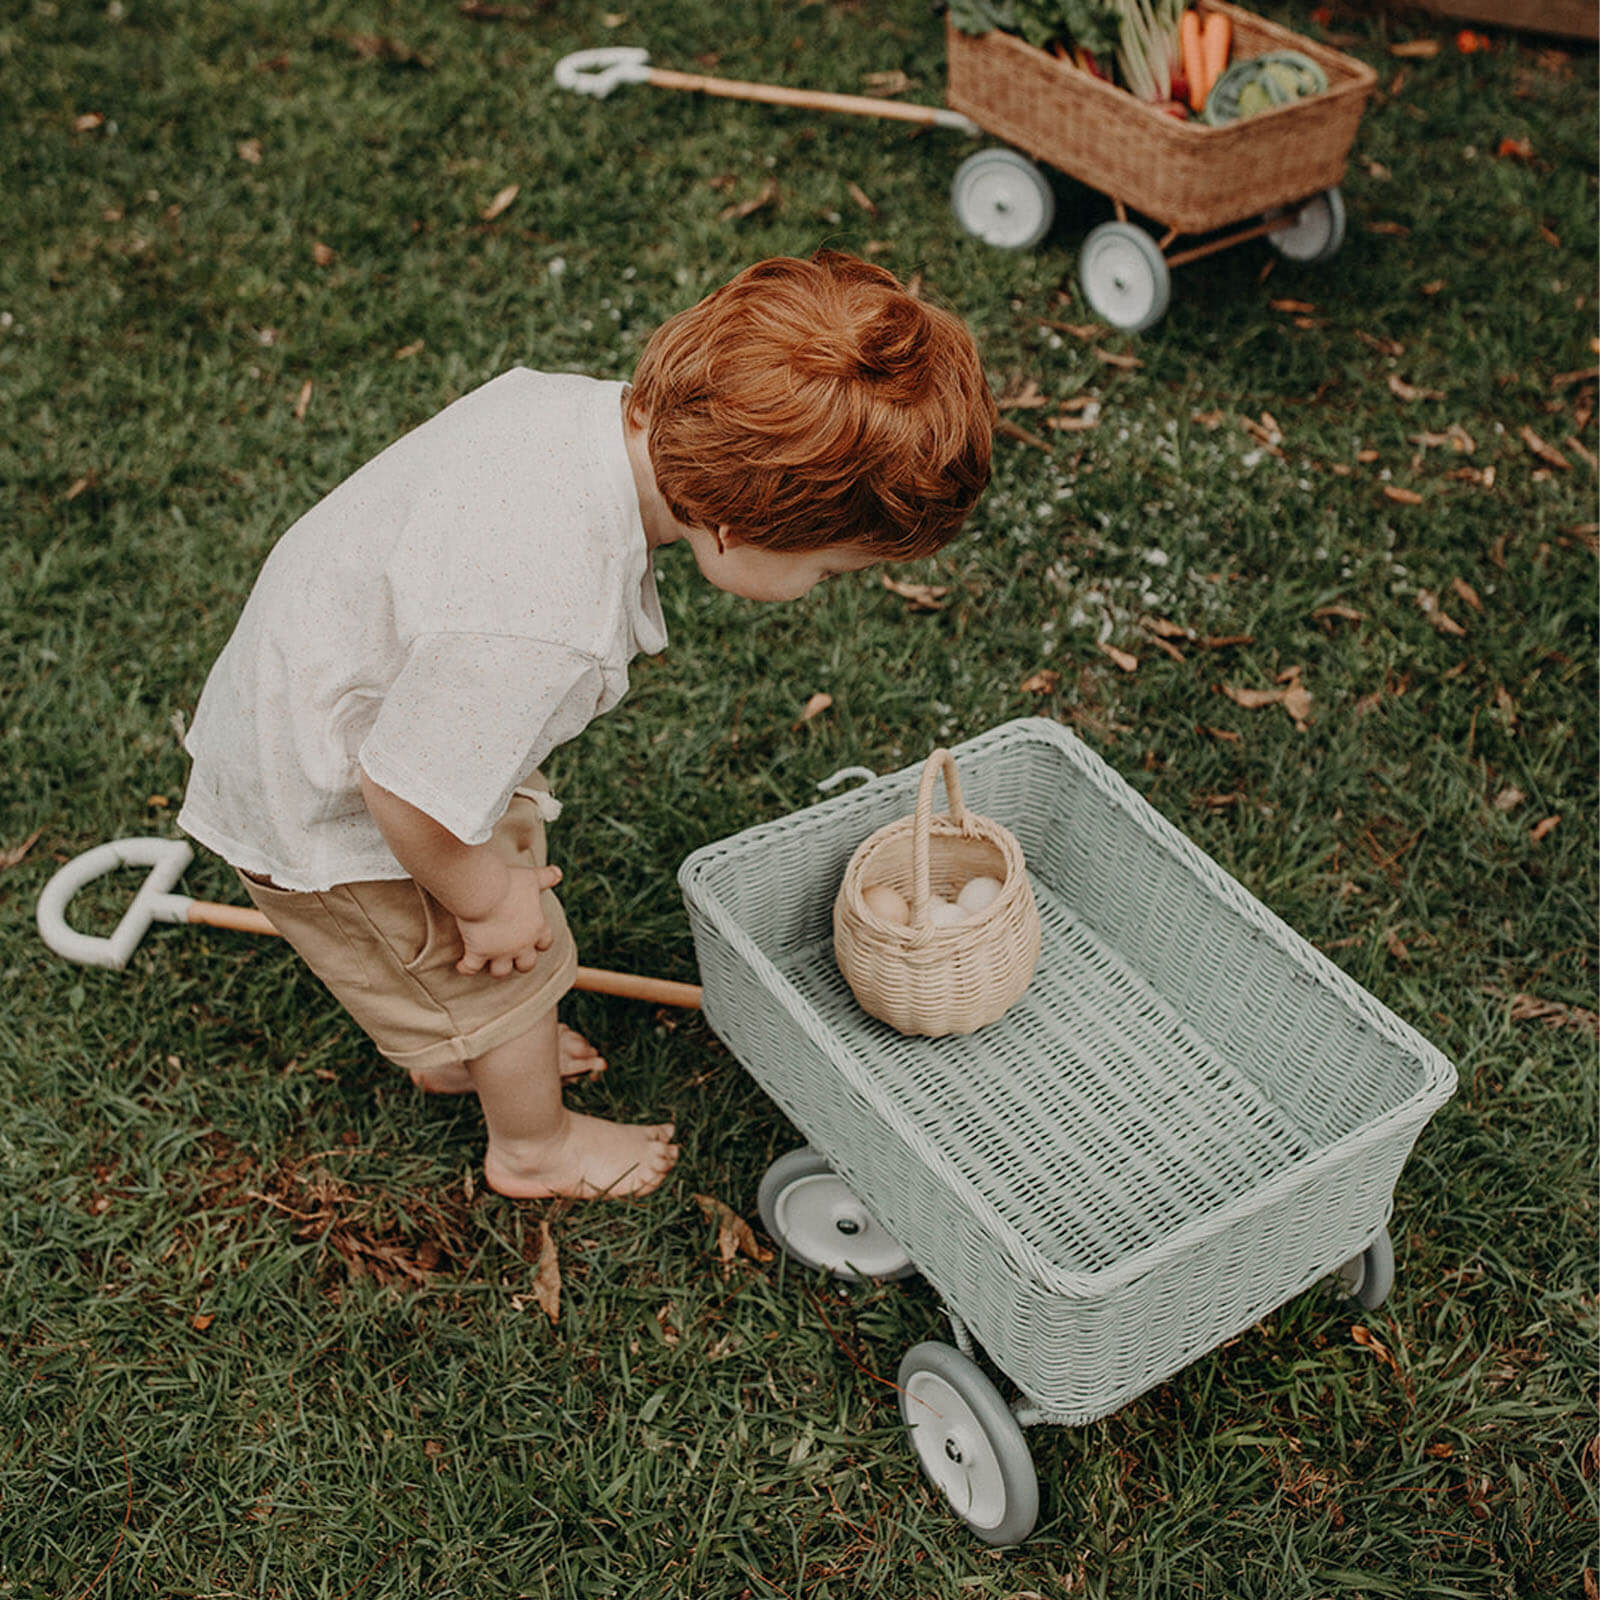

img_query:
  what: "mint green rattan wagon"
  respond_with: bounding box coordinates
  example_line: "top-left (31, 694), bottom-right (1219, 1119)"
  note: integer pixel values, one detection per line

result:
top-left (678, 718), bottom-right (1456, 1545)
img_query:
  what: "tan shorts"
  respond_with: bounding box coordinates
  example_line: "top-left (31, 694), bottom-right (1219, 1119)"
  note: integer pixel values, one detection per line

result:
top-left (239, 788), bottom-right (578, 1073)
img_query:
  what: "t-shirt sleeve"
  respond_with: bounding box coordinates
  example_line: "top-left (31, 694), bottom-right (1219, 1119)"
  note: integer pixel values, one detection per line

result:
top-left (358, 632), bottom-right (604, 845)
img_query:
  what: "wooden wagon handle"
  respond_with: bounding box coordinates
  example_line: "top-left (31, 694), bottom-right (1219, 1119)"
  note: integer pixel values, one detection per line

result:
top-left (553, 46), bottom-right (982, 133)
top-left (36, 839), bottom-right (700, 1007)
top-left (186, 901), bottom-right (702, 1008)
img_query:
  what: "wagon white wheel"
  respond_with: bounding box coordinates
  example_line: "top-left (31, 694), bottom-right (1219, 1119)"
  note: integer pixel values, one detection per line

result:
top-left (1336, 1225), bottom-right (1396, 1310)
top-left (756, 1149), bottom-right (915, 1281)
top-left (950, 148), bottom-right (1055, 251)
top-left (1265, 186), bottom-right (1347, 265)
top-left (1078, 220), bottom-right (1172, 332)
top-left (898, 1341), bottom-right (1039, 1546)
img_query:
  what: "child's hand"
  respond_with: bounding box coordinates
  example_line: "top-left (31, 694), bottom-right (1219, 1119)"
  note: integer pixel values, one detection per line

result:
top-left (454, 863), bottom-right (564, 977)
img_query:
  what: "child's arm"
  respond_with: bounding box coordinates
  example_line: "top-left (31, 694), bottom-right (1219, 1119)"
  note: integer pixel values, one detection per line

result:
top-left (359, 769), bottom-right (562, 978)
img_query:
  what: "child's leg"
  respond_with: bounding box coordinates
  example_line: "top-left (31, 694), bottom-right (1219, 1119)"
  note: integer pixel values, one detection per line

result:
top-left (469, 1008), bottom-right (678, 1199)
top-left (411, 1025), bottom-right (606, 1093)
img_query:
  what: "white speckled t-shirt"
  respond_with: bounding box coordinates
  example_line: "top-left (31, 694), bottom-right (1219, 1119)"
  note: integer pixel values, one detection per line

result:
top-left (177, 369), bottom-right (666, 891)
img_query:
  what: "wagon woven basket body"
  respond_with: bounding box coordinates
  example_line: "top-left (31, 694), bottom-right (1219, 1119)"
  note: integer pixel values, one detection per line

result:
top-left (945, 1), bottom-right (1377, 235)
top-left (679, 719), bottom-right (1456, 1423)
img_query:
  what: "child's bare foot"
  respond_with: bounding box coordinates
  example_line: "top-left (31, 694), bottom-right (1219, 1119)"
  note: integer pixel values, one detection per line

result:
top-left (483, 1113), bottom-right (678, 1199)
top-left (411, 1025), bottom-right (608, 1094)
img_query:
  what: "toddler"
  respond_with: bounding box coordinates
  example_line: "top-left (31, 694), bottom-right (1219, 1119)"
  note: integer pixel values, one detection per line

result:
top-left (177, 249), bottom-right (997, 1200)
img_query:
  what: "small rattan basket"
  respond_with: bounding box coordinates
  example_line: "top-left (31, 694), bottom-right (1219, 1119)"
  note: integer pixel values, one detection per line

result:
top-left (834, 748), bottom-right (1041, 1037)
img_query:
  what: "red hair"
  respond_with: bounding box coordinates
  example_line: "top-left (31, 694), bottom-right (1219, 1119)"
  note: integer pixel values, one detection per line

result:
top-left (627, 251), bottom-right (996, 560)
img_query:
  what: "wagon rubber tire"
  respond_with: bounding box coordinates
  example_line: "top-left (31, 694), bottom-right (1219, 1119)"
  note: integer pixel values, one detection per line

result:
top-left (898, 1341), bottom-right (1039, 1546)
top-left (950, 148), bottom-right (1055, 251)
top-left (1077, 220), bottom-right (1172, 332)
top-left (756, 1149), bottom-right (915, 1281)
top-left (1336, 1225), bottom-right (1396, 1310)
top-left (1265, 186), bottom-right (1347, 264)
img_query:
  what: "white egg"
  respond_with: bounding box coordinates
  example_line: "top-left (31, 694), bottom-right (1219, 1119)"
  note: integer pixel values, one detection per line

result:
top-left (925, 896), bottom-right (966, 927)
top-left (956, 875), bottom-right (1004, 916)
top-left (861, 883), bottom-right (911, 925)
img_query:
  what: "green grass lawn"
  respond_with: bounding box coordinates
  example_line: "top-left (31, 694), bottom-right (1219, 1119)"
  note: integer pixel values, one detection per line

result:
top-left (2, 0), bottom-right (1595, 1593)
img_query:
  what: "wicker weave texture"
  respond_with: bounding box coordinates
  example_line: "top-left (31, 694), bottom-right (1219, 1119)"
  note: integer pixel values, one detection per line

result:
top-left (944, 2), bottom-right (1377, 234)
top-left (833, 748), bottom-right (1042, 1036)
top-left (679, 719), bottom-right (1456, 1420)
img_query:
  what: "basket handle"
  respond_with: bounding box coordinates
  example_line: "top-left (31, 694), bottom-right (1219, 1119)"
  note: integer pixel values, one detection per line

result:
top-left (909, 748), bottom-right (971, 925)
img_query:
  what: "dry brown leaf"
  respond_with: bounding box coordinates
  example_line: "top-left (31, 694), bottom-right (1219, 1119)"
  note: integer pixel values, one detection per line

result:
top-left (1270, 298), bottom-right (1317, 314)
top-left (720, 177), bottom-right (779, 222)
top-left (311, 240), bottom-right (336, 267)
top-left (1450, 577), bottom-right (1483, 611)
top-left (1046, 412), bottom-right (1099, 433)
top-left (1415, 589), bottom-right (1466, 636)
top-left (1496, 135), bottom-right (1535, 161)
top-left (862, 69), bottom-right (916, 96)
top-left (996, 375), bottom-right (1050, 410)
top-left (1093, 347), bottom-right (1142, 370)
top-left (1520, 425), bottom-right (1571, 469)
top-left (694, 1193), bottom-right (772, 1275)
top-left (0, 827), bottom-right (42, 870)
top-left (292, 379), bottom-right (313, 421)
top-left (1504, 990), bottom-right (1598, 1036)
top-left (881, 574), bottom-right (949, 611)
top-left (65, 476), bottom-right (92, 502)
top-left (1389, 38), bottom-right (1441, 57)
top-left (995, 418), bottom-right (1052, 452)
top-left (1222, 684), bottom-right (1284, 710)
top-left (345, 33), bottom-right (432, 66)
top-left (1143, 617), bottom-right (1196, 641)
top-left (1350, 1323), bottom-right (1413, 1396)
top-left (1421, 278), bottom-right (1445, 295)
top-left (481, 183), bottom-right (520, 222)
top-left (237, 138), bottom-right (263, 164)
top-left (1099, 641), bottom-right (1138, 673)
top-left (1551, 366), bottom-right (1600, 390)
top-left (1240, 413), bottom-right (1284, 449)
top-left (1382, 485), bottom-right (1424, 505)
top-left (531, 1220), bottom-right (561, 1323)
top-left (191, 1311), bottom-right (216, 1331)
top-left (1490, 786), bottom-right (1525, 812)
top-left (1312, 604), bottom-right (1363, 625)
top-left (1355, 331), bottom-right (1405, 358)
top-left (1565, 436), bottom-right (1598, 472)
top-left (1529, 814), bottom-right (1561, 843)
top-left (1366, 220), bottom-right (1411, 237)
top-left (1387, 374), bottom-right (1445, 402)
top-left (1199, 725), bottom-right (1242, 743)
top-left (1039, 318), bottom-right (1106, 341)
top-left (72, 111), bottom-right (106, 132)
top-left (393, 340), bottom-right (425, 360)
top-left (1280, 681), bottom-right (1313, 731)
top-left (794, 691), bottom-right (833, 727)
top-left (846, 181), bottom-right (878, 217)
top-left (1191, 408), bottom-right (1225, 429)
top-left (1198, 633), bottom-right (1253, 650)
top-left (1020, 669), bottom-right (1061, 694)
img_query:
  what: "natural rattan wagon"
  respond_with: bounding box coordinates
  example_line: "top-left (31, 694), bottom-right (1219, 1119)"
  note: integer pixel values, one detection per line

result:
top-left (679, 718), bottom-right (1456, 1545)
top-left (556, 0), bottom-right (1377, 332)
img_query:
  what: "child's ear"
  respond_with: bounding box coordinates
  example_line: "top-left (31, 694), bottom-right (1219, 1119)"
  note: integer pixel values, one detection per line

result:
top-left (714, 523), bottom-right (730, 554)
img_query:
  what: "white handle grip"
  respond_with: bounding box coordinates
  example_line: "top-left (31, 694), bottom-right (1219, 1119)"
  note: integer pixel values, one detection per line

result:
top-left (554, 46), bottom-right (652, 99)
top-left (36, 838), bottom-right (196, 970)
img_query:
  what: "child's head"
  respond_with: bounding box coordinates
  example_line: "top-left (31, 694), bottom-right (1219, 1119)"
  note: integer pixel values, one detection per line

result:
top-left (627, 251), bottom-right (996, 564)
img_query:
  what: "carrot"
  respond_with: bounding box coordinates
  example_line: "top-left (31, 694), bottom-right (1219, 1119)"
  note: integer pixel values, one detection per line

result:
top-left (1181, 9), bottom-right (1205, 112)
top-left (1200, 11), bottom-right (1232, 109)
